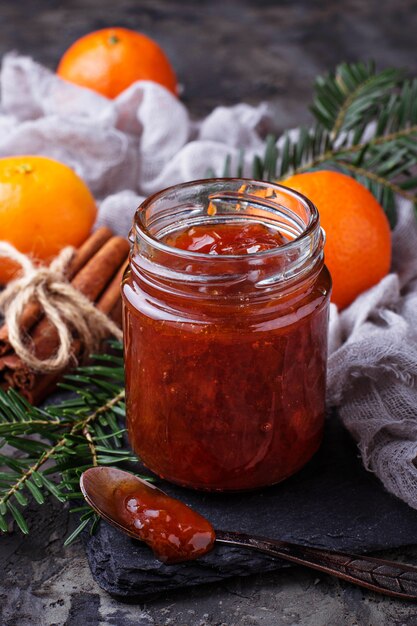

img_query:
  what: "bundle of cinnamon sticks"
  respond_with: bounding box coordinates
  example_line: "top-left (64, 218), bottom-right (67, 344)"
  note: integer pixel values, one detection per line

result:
top-left (0, 227), bottom-right (129, 404)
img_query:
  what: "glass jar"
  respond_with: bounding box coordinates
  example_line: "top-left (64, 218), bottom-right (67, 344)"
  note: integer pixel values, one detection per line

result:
top-left (122, 179), bottom-right (331, 491)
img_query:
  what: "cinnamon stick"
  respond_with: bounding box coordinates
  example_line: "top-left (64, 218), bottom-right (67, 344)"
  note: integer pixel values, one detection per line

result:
top-left (109, 299), bottom-right (123, 328)
top-left (0, 353), bottom-right (37, 397)
top-left (98, 260), bottom-right (128, 328)
top-left (0, 238), bottom-right (129, 404)
top-left (96, 260), bottom-right (127, 314)
top-left (0, 227), bottom-right (113, 355)
top-left (28, 236), bottom-right (129, 361)
top-left (19, 260), bottom-right (128, 404)
top-left (16, 339), bottom-right (83, 405)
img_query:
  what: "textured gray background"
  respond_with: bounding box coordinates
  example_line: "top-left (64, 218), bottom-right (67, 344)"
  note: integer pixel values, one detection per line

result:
top-left (1, 1), bottom-right (417, 625)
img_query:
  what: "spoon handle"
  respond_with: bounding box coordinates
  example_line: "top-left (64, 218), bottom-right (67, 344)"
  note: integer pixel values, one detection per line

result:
top-left (216, 530), bottom-right (417, 600)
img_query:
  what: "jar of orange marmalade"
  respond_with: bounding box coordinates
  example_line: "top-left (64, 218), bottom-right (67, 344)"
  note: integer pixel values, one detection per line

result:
top-left (122, 179), bottom-right (331, 491)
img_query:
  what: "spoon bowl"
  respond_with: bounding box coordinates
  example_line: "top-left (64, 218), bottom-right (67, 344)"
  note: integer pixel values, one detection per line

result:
top-left (81, 466), bottom-right (160, 541)
top-left (81, 466), bottom-right (216, 563)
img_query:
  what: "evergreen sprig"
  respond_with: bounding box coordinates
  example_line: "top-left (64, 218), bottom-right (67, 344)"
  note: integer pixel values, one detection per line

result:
top-left (0, 341), bottom-right (137, 543)
top-left (223, 61), bottom-right (417, 225)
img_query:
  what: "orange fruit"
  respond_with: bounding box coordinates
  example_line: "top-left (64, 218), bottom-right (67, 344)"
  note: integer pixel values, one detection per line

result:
top-left (281, 170), bottom-right (391, 309)
top-left (57, 27), bottom-right (178, 98)
top-left (0, 156), bottom-right (97, 284)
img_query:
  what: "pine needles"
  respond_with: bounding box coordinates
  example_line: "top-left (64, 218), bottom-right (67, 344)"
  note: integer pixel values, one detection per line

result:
top-left (224, 61), bottom-right (417, 225)
top-left (0, 341), bottom-right (138, 543)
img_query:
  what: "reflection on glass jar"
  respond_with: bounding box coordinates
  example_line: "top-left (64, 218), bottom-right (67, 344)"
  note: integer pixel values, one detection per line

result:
top-left (122, 179), bottom-right (331, 491)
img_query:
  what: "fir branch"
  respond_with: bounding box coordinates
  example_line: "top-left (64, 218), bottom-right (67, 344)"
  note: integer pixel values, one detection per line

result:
top-left (83, 426), bottom-right (98, 467)
top-left (0, 343), bottom-right (141, 540)
top-left (222, 61), bottom-right (417, 221)
top-left (313, 62), bottom-right (402, 139)
top-left (334, 161), bottom-right (417, 203)
top-left (293, 124), bottom-right (417, 178)
top-left (0, 388), bottom-right (125, 510)
top-left (347, 124), bottom-right (417, 152)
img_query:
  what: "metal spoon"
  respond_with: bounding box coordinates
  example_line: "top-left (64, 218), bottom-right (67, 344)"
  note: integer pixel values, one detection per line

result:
top-left (80, 467), bottom-right (417, 600)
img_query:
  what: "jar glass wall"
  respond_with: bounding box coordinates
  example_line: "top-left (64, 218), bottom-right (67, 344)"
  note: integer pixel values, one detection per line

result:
top-left (122, 179), bottom-right (331, 491)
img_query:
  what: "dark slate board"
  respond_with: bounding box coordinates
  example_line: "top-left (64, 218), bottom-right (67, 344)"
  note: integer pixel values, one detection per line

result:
top-left (84, 417), bottom-right (417, 600)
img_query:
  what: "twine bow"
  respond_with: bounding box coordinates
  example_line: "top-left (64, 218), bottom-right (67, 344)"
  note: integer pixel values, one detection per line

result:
top-left (0, 242), bottom-right (123, 373)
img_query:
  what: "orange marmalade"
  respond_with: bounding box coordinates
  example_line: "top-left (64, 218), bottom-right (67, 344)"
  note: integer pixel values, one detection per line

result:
top-left (115, 479), bottom-right (215, 563)
top-left (123, 179), bottom-right (331, 491)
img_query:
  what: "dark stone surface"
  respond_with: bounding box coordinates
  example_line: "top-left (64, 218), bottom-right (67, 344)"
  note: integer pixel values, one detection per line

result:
top-left (66, 592), bottom-right (101, 626)
top-left (85, 417), bottom-right (417, 600)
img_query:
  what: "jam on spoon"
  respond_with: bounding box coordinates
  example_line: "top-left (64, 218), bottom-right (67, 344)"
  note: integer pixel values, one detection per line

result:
top-left (80, 467), bottom-right (417, 600)
top-left (80, 466), bottom-right (215, 564)
top-left (115, 480), bottom-right (215, 563)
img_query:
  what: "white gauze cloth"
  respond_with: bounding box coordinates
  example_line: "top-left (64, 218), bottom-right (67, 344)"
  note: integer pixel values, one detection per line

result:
top-left (1, 53), bottom-right (417, 509)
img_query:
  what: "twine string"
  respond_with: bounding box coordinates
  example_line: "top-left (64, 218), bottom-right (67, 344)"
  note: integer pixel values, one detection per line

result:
top-left (0, 242), bottom-right (123, 373)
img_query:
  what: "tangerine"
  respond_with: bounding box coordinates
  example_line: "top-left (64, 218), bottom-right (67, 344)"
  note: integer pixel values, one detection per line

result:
top-left (57, 27), bottom-right (178, 98)
top-left (282, 170), bottom-right (391, 309)
top-left (0, 156), bottom-right (97, 284)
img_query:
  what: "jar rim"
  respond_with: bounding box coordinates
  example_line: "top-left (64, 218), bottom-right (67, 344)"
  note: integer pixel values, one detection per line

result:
top-left (133, 177), bottom-right (321, 260)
